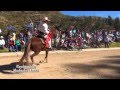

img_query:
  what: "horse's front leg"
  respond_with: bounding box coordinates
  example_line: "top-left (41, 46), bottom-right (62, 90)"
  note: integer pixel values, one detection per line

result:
top-left (40, 50), bottom-right (48, 63)
top-left (45, 50), bottom-right (48, 63)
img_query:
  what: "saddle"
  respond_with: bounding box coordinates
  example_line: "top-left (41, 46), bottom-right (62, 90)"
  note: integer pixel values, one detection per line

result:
top-left (39, 38), bottom-right (45, 44)
top-left (36, 31), bottom-right (46, 44)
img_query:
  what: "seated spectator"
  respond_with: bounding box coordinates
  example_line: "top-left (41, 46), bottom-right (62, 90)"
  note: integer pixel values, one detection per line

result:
top-left (15, 37), bottom-right (21, 52)
top-left (8, 38), bottom-right (15, 52)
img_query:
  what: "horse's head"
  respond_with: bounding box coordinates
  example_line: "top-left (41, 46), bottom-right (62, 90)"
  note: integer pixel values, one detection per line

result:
top-left (49, 26), bottom-right (59, 38)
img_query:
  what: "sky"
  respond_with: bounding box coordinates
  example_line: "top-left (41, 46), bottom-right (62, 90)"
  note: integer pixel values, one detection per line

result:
top-left (60, 11), bottom-right (120, 18)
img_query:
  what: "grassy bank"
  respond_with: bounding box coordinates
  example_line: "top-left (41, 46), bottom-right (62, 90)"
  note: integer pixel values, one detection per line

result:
top-left (110, 42), bottom-right (120, 47)
top-left (0, 48), bottom-right (9, 53)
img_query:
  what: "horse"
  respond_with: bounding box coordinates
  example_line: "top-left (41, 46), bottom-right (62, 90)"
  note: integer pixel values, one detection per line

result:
top-left (18, 26), bottom-right (58, 65)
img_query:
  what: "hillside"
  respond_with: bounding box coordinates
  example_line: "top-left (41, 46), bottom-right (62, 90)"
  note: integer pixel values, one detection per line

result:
top-left (0, 11), bottom-right (64, 34)
top-left (0, 11), bottom-right (119, 35)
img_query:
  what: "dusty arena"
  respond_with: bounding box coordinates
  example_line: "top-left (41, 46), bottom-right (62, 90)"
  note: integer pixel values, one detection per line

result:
top-left (0, 48), bottom-right (120, 79)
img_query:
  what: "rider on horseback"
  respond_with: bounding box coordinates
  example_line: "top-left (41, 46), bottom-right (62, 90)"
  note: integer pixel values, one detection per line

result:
top-left (37, 16), bottom-right (52, 49)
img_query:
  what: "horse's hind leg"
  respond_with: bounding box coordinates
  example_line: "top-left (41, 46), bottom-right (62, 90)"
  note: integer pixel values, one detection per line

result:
top-left (18, 53), bottom-right (26, 65)
top-left (25, 52), bottom-right (31, 65)
top-left (30, 51), bottom-right (40, 65)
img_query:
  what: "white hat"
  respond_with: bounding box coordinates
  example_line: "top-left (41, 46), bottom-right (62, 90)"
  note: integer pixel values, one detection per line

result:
top-left (13, 33), bottom-right (16, 35)
top-left (0, 36), bottom-right (4, 38)
top-left (43, 17), bottom-right (51, 21)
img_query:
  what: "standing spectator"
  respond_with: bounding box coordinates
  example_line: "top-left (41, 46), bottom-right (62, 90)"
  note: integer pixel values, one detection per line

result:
top-left (19, 32), bottom-right (24, 40)
top-left (20, 38), bottom-right (25, 50)
top-left (78, 36), bottom-right (84, 50)
top-left (81, 31), bottom-right (85, 39)
top-left (72, 28), bottom-right (77, 37)
top-left (85, 32), bottom-right (90, 44)
top-left (102, 30), bottom-right (105, 41)
top-left (61, 31), bottom-right (65, 39)
top-left (0, 29), bottom-right (2, 34)
top-left (77, 30), bottom-right (81, 37)
top-left (69, 30), bottom-right (73, 38)
top-left (12, 33), bottom-right (16, 45)
top-left (104, 34), bottom-right (110, 48)
top-left (0, 36), bottom-right (5, 49)
top-left (65, 29), bottom-right (69, 38)
top-left (15, 37), bottom-right (21, 52)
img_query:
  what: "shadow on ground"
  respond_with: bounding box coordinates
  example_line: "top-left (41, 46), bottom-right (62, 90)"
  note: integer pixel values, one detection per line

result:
top-left (62, 55), bottom-right (120, 79)
top-left (0, 62), bottom-right (20, 74)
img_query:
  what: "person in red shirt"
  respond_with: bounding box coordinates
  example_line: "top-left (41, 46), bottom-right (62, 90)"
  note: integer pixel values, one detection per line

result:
top-left (8, 38), bottom-right (15, 52)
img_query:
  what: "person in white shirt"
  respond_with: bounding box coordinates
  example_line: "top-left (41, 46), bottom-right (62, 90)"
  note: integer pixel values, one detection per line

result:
top-left (0, 29), bottom-right (2, 33)
top-left (0, 36), bottom-right (5, 49)
top-left (38, 17), bottom-right (51, 49)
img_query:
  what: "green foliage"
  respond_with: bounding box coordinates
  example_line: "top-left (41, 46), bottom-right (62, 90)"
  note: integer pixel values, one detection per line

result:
top-left (0, 11), bottom-right (120, 34)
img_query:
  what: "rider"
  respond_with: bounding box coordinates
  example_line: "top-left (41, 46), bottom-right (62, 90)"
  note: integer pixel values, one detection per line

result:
top-left (38, 16), bottom-right (51, 49)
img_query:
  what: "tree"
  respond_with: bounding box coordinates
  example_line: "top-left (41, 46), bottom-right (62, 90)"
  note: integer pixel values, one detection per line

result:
top-left (114, 17), bottom-right (120, 30)
top-left (107, 16), bottom-right (113, 26)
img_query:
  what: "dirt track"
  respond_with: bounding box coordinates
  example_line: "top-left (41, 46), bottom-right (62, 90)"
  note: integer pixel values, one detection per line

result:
top-left (0, 48), bottom-right (120, 79)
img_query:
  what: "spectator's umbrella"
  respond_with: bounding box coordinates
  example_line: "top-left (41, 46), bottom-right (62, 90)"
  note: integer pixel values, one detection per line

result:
top-left (6, 25), bottom-right (16, 31)
top-left (24, 23), bottom-right (33, 30)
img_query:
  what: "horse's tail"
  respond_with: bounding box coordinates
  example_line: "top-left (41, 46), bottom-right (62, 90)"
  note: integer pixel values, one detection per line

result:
top-left (27, 40), bottom-right (31, 53)
top-left (18, 40), bottom-right (31, 65)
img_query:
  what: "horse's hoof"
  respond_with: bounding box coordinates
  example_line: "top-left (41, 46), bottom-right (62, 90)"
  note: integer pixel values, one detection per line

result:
top-left (36, 63), bottom-right (40, 65)
top-left (32, 63), bottom-right (39, 65)
top-left (39, 60), bottom-right (44, 63)
top-left (39, 61), bottom-right (42, 63)
top-left (17, 62), bottom-right (23, 66)
top-left (43, 61), bottom-right (47, 63)
top-left (24, 62), bottom-right (32, 66)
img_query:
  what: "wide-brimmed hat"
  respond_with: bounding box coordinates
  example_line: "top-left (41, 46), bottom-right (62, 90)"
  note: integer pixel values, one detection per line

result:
top-left (43, 17), bottom-right (51, 21)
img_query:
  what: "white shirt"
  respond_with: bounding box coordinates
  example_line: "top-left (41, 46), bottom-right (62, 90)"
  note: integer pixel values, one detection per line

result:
top-left (69, 30), bottom-right (72, 36)
top-left (0, 29), bottom-right (2, 33)
top-left (0, 39), bottom-right (5, 46)
top-left (42, 23), bottom-right (49, 34)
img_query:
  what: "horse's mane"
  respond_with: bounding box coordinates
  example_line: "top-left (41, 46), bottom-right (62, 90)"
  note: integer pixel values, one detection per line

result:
top-left (49, 25), bottom-right (60, 31)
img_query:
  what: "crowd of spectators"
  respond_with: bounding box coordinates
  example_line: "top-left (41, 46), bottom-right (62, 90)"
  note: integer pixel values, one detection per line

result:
top-left (0, 26), bottom-right (120, 52)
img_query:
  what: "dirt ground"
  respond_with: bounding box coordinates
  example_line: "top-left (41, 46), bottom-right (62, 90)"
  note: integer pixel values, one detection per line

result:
top-left (0, 48), bottom-right (120, 79)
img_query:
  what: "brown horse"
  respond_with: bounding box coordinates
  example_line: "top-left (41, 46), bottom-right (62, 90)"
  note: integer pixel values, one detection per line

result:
top-left (18, 27), bottom-right (58, 65)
